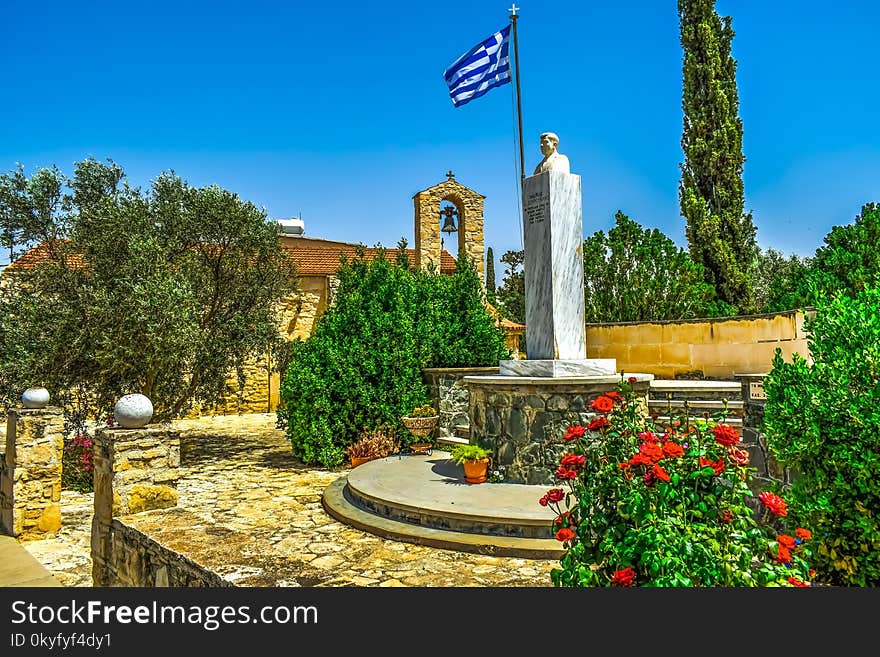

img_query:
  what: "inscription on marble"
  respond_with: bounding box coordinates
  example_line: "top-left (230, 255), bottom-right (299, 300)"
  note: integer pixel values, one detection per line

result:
top-left (749, 381), bottom-right (767, 400)
top-left (525, 189), bottom-right (548, 225)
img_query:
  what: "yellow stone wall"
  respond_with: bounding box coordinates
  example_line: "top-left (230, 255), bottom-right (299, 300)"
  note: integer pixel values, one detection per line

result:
top-left (204, 276), bottom-right (328, 416)
top-left (585, 309), bottom-right (814, 378)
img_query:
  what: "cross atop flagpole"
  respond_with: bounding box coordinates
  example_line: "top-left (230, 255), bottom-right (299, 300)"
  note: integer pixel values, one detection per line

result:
top-left (508, 3), bottom-right (525, 190)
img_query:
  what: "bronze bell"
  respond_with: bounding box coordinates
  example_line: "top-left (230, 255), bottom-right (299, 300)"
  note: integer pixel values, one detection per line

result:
top-left (440, 205), bottom-right (458, 234)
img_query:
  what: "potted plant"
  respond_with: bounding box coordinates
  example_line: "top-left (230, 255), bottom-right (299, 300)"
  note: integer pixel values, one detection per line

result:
top-left (345, 428), bottom-right (399, 467)
top-left (400, 404), bottom-right (438, 453)
top-left (450, 443), bottom-right (491, 484)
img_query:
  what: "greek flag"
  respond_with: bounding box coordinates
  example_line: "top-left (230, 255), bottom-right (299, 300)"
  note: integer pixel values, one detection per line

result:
top-left (444, 25), bottom-right (511, 108)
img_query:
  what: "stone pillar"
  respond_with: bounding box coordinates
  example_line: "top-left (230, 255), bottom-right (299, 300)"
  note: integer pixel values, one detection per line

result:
top-left (499, 170), bottom-right (615, 377)
top-left (91, 425), bottom-right (180, 586)
top-left (0, 407), bottom-right (64, 538)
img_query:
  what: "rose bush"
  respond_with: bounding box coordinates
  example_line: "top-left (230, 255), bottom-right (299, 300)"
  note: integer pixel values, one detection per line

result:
top-left (543, 379), bottom-right (815, 587)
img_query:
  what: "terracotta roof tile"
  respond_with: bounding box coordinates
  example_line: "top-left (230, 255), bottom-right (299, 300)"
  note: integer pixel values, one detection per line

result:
top-left (7, 240), bottom-right (458, 277)
top-left (4, 241), bottom-right (84, 272)
top-left (283, 245), bottom-right (457, 276)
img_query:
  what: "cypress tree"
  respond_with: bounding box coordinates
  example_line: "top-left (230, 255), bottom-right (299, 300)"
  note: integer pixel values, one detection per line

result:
top-left (678, 0), bottom-right (757, 313)
top-left (485, 246), bottom-right (496, 304)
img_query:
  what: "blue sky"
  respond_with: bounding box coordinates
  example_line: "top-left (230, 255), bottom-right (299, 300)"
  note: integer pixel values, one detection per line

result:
top-left (2, 1), bottom-right (878, 275)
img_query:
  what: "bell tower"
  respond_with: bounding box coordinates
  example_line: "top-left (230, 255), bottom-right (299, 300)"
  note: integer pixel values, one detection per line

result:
top-left (412, 171), bottom-right (485, 283)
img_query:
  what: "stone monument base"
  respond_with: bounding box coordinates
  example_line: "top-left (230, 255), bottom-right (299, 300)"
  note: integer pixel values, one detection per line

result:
top-left (463, 372), bottom-right (654, 484)
top-left (499, 358), bottom-right (616, 378)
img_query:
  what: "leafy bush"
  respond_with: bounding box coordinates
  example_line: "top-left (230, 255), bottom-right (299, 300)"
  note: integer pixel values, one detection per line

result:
top-left (761, 286), bottom-right (880, 586)
top-left (546, 379), bottom-right (815, 587)
top-left (279, 244), bottom-right (508, 468)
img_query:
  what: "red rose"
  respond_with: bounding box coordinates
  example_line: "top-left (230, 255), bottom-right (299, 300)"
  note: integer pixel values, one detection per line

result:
top-left (555, 527), bottom-right (576, 542)
top-left (563, 425), bottom-right (587, 441)
top-left (555, 467), bottom-right (578, 480)
top-left (590, 395), bottom-right (614, 413)
top-left (629, 453), bottom-right (654, 467)
top-left (728, 446), bottom-right (750, 466)
top-left (699, 457), bottom-right (725, 475)
top-left (560, 453), bottom-right (586, 468)
top-left (719, 509), bottom-right (734, 523)
top-left (553, 511), bottom-right (573, 527)
top-left (628, 376), bottom-right (638, 384)
top-left (795, 528), bottom-right (812, 541)
top-left (605, 391), bottom-right (623, 402)
top-left (787, 577), bottom-right (810, 588)
top-left (611, 567), bottom-right (636, 587)
top-left (774, 544), bottom-right (792, 564)
top-left (538, 495), bottom-right (548, 506)
top-left (712, 424), bottom-right (740, 446)
top-left (588, 416), bottom-right (610, 432)
top-left (662, 441), bottom-right (684, 458)
top-left (638, 431), bottom-right (661, 443)
top-left (777, 534), bottom-right (796, 549)
top-left (546, 488), bottom-right (565, 503)
top-left (759, 491), bottom-right (788, 516)
top-left (617, 462), bottom-right (629, 470)
top-left (639, 442), bottom-right (664, 464)
top-left (651, 464), bottom-right (670, 482)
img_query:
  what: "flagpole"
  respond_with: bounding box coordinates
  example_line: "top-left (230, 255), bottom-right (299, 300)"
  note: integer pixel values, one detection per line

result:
top-left (509, 4), bottom-right (525, 191)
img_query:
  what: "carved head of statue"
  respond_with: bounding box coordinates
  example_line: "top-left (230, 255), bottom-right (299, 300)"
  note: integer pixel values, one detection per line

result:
top-left (539, 132), bottom-right (560, 157)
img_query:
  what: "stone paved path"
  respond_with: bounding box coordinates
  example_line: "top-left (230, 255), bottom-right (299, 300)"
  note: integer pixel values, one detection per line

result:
top-left (18, 413), bottom-right (558, 587)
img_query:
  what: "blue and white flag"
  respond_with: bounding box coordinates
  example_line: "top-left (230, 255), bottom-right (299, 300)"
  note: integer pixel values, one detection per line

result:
top-left (444, 25), bottom-right (511, 108)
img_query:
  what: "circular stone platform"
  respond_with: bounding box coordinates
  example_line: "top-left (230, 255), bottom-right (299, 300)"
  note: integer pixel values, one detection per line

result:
top-left (322, 451), bottom-right (565, 559)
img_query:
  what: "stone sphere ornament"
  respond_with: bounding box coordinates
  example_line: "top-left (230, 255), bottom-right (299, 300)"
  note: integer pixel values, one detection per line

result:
top-left (21, 386), bottom-right (50, 409)
top-left (113, 393), bottom-right (154, 428)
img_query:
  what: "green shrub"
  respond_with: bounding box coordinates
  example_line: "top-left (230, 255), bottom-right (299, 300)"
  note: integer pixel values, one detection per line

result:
top-left (761, 286), bottom-right (880, 586)
top-left (278, 244), bottom-right (508, 468)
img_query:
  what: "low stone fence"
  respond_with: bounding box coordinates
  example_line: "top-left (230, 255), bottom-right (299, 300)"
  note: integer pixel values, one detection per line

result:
top-left (0, 407), bottom-right (64, 538)
top-left (91, 425), bottom-right (181, 586)
top-left (104, 509), bottom-right (233, 587)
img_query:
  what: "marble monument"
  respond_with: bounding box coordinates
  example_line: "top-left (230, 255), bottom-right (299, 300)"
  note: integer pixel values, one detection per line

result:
top-left (500, 132), bottom-right (615, 377)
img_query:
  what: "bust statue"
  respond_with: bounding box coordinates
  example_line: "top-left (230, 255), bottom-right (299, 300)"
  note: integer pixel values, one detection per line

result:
top-left (532, 132), bottom-right (570, 175)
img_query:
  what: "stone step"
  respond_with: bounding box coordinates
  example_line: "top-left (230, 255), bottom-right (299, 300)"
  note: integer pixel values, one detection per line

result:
top-left (436, 434), bottom-right (469, 447)
top-left (647, 398), bottom-right (744, 417)
top-left (649, 379), bottom-right (742, 402)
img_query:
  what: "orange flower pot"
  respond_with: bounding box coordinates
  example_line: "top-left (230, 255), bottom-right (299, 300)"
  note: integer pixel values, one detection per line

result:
top-left (350, 456), bottom-right (372, 468)
top-left (463, 458), bottom-right (489, 484)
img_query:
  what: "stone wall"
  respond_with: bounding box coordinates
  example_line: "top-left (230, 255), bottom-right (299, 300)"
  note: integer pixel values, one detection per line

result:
top-left (422, 367), bottom-right (499, 439)
top-left (104, 511), bottom-right (232, 587)
top-left (200, 276), bottom-right (327, 416)
top-left (0, 407), bottom-right (64, 538)
top-left (91, 425), bottom-right (180, 586)
top-left (465, 374), bottom-right (653, 485)
top-left (586, 309), bottom-right (814, 379)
